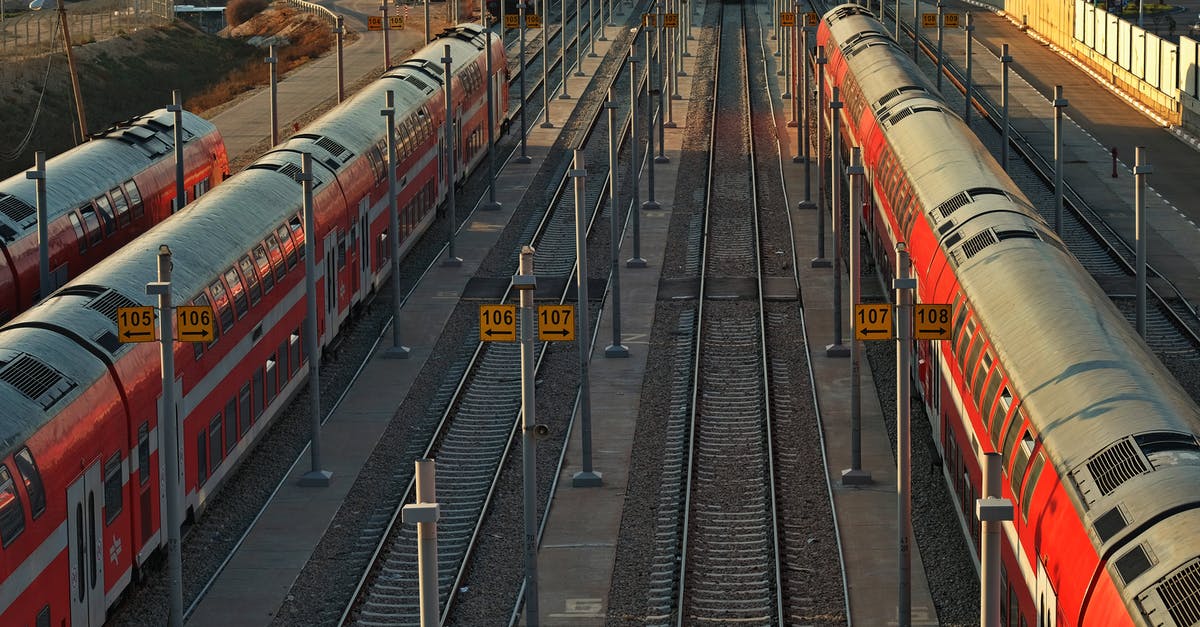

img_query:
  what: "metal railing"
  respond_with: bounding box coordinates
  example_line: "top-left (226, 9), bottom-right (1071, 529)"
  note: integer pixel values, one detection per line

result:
top-left (279, 0), bottom-right (337, 26)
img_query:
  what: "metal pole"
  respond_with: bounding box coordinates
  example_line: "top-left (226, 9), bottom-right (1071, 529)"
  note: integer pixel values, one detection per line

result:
top-left (599, 0), bottom-right (607, 43)
top-left (964, 14), bottom-right (974, 124)
top-left (27, 151), bottom-right (49, 301)
top-left (827, 86), bottom-right (847, 357)
top-left (541, 0), bottom-right (552, 127)
top-left (665, 18), bottom-right (676, 127)
top-left (979, 452), bottom-right (1009, 627)
top-left (299, 153), bottom-right (333, 488)
top-left (643, 35), bottom-right (662, 210)
top-left (336, 16), bottom-right (345, 102)
top-left (629, 35), bottom-right (647, 268)
top-left (813, 46), bottom-right (830, 267)
top-left (783, 15), bottom-right (792, 94)
top-left (443, 45), bottom-right (463, 266)
top-left (936, 1), bottom-right (944, 91)
top-left (895, 0), bottom-right (901, 41)
top-left (560, 0), bottom-right (571, 96)
top-left (484, 17), bottom-right (502, 210)
top-left (912, 0), bottom-right (919, 61)
top-left (896, 242), bottom-right (914, 627)
top-left (382, 91), bottom-right (412, 359)
top-left (517, 1), bottom-right (532, 163)
top-left (382, 2), bottom-right (391, 67)
top-left (267, 44), bottom-right (278, 146)
top-left (571, 151), bottom-right (602, 487)
top-left (1053, 85), bottom-right (1067, 235)
top-left (1001, 44), bottom-right (1011, 172)
top-left (788, 5), bottom-right (798, 126)
top-left (1135, 146), bottom-right (1151, 337)
top-left (57, 0), bottom-right (88, 141)
top-left (425, 0), bottom-right (431, 43)
top-left (402, 459), bottom-right (441, 627)
top-left (655, 10), bottom-right (668, 164)
top-left (842, 148), bottom-right (871, 484)
top-left (575, 0), bottom-right (585, 73)
top-left (799, 27), bottom-right (814, 209)
top-left (147, 246), bottom-right (182, 627)
top-left (605, 91), bottom-right (629, 358)
top-left (516, 246), bottom-right (540, 626)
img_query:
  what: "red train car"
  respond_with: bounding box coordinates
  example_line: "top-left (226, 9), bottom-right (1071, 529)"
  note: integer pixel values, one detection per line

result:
top-left (0, 23), bottom-right (507, 626)
top-left (0, 109), bottom-right (228, 323)
top-left (819, 6), bottom-right (1200, 626)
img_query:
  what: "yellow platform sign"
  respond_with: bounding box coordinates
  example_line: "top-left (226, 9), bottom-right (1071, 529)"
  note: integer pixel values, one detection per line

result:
top-left (780, 11), bottom-right (795, 27)
top-left (913, 304), bottom-right (952, 340)
top-left (922, 12), bottom-right (938, 27)
top-left (177, 306), bottom-right (216, 343)
top-left (537, 305), bottom-right (575, 341)
top-left (944, 13), bottom-right (960, 27)
top-left (525, 13), bottom-right (541, 28)
top-left (663, 12), bottom-right (679, 27)
top-left (367, 15), bottom-right (383, 30)
top-left (480, 304), bottom-right (517, 342)
top-left (505, 13), bottom-right (519, 29)
top-left (854, 304), bottom-right (893, 341)
top-left (389, 15), bottom-right (404, 29)
top-left (117, 306), bottom-right (156, 343)
top-left (643, 12), bottom-right (659, 27)
top-left (805, 12), bottom-right (819, 26)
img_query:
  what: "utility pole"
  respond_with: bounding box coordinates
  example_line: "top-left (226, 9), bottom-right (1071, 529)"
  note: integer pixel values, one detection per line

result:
top-left (1053, 85), bottom-right (1068, 235)
top-left (336, 16), bottom-right (346, 102)
top-left (298, 153), bottom-right (333, 487)
top-left (443, 45), bottom-right (463, 266)
top-left (56, 0), bottom-right (88, 141)
top-left (605, 89), bottom-right (629, 359)
top-left (964, 13), bottom-right (974, 124)
top-left (895, 242), bottom-right (915, 627)
top-left (1001, 44), bottom-right (1012, 171)
top-left (842, 148), bottom-right (870, 485)
top-left (169, 90), bottom-right (185, 214)
top-left (382, 91), bottom-right (412, 359)
top-left (516, 0), bottom-right (532, 163)
top-left (484, 16), bottom-right (502, 209)
top-left (515, 246), bottom-right (540, 626)
top-left (1134, 146), bottom-right (1151, 337)
top-left (812, 46), bottom-right (830, 268)
top-left (827, 86), bottom-right (847, 358)
top-left (267, 45), bottom-right (279, 146)
top-left (401, 459), bottom-right (441, 627)
top-left (27, 152), bottom-right (50, 301)
top-left (571, 151), bottom-right (601, 487)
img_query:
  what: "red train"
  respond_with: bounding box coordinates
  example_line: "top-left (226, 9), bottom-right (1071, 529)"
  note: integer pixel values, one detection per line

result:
top-left (0, 109), bottom-right (228, 323)
top-left (820, 6), bottom-right (1200, 626)
top-left (0, 23), bottom-right (507, 626)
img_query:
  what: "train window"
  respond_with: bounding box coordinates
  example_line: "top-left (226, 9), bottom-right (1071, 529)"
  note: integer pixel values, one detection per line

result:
top-left (209, 414), bottom-right (223, 476)
top-left (238, 257), bottom-right (262, 306)
top-left (69, 213), bottom-right (87, 253)
top-left (103, 453), bottom-right (122, 525)
top-left (209, 281), bottom-right (234, 333)
top-left (253, 246), bottom-right (274, 293)
top-left (80, 205), bottom-right (102, 245)
top-left (197, 432), bottom-right (207, 486)
top-left (14, 448), bottom-right (45, 519)
top-left (266, 358), bottom-right (277, 406)
top-left (277, 226), bottom-right (298, 269)
top-left (952, 300), bottom-right (968, 347)
top-left (290, 328), bottom-right (302, 377)
top-left (225, 398), bottom-right (238, 453)
top-left (1021, 454), bottom-right (1046, 520)
top-left (36, 604), bottom-right (49, 627)
top-left (972, 350), bottom-right (994, 398)
top-left (337, 234), bottom-right (346, 269)
top-left (94, 195), bottom-right (116, 234)
top-left (223, 268), bottom-right (248, 319)
top-left (277, 340), bottom-right (289, 387)
top-left (964, 331), bottom-right (986, 383)
top-left (239, 384), bottom-right (252, 435)
top-left (1002, 409), bottom-right (1027, 464)
top-left (110, 187), bottom-right (130, 228)
top-left (0, 464), bottom-right (25, 546)
top-left (265, 235), bottom-right (287, 281)
top-left (124, 181), bottom-right (144, 219)
top-left (1010, 430), bottom-right (1035, 499)
top-left (989, 387), bottom-right (1013, 443)
top-left (253, 367), bottom-right (265, 419)
top-left (138, 423), bottom-right (150, 486)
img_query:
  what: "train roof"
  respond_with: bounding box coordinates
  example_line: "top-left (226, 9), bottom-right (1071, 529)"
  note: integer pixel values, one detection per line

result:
top-left (0, 109), bottom-right (216, 243)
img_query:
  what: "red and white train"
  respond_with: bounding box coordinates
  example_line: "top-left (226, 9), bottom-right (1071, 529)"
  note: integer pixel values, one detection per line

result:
top-left (819, 6), bottom-right (1200, 626)
top-left (0, 110), bottom-right (228, 323)
top-left (0, 23), bottom-right (507, 626)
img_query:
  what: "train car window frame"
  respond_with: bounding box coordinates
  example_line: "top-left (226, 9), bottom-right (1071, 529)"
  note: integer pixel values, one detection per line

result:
top-left (277, 225), bottom-right (298, 269)
top-left (956, 318), bottom-right (975, 359)
top-left (988, 385), bottom-right (1013, 442)
top-left (196, 431), bottom-right (207, 486)
top-left (69, 213), bottom-right (87, 253)
top-left (1001, 409), bottom-right (1027, 466)
top-left (80, 204), bottom-right (102, 246)
top-left (265, 235), bottom-right (288, 281)
top-left (1020, 453), bottom-right (1046, 521)
top-left (94, 195), bottom-right (116, 234)
top-left (238, 256), bottom-right (262, 306)
top-left (290, 329), bottom-right (302, 377)
top-left (253, 367), bottom-right (265, 419)
top-left (123, 181), bottom-right (144, 219)
top-left (138, 422), bottom-right (150, 486)
top-left (276, 340), bottom-right (289, 388)
top-left (0, 463), bottom-right (26, 546)
top-left (252, 245), bottom-right (275, 294)
top-left (238, 384), bottom-right (252, 435)
top-left (109, 187), bottom-right (131, 228)
top-left (208, 414), bottom-right (223, 477)
top-left (223, 267), bottom-right (248, 319)
top-left (192, 293), bottom-right (217, 358)
top-left (14, 448), bottom-right (45, 519)
top-left (952, 298), bottom-right (968, 346)
top-left (288, 214), bottom-right (305, 254)
top-left (103, 452), bottom-right (122, 525)
top-left (964, 331), bottom-right (987, 387)
top-left (208, 281), bottom-right (234, 333)
top-left (225, 398), bottom-right (238, 454)
top-left (972, 349), bottom-right (995, 399)
top-left (1010, 430), bottom-right (1036, 498)
top-left (265, 358), bottom-right (277, 406)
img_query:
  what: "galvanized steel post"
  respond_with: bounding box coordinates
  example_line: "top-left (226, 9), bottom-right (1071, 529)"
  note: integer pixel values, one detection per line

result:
top-left (146, 245), bottom-right (182, 627)
top-left (1001, 44), bottom-right (1011, 172)
top-left (812, 46), bottom-right (830, 267)
top-left (571, 151), bottom-right (602, 487)
top-left (541, 0), bottom-right (552, 128)
top-left (643, 35), bottom-right (661, 210)
top-left (382, 1), bottom-right (391, 67)
top-left (1135, 146), bottom-right (1152, 337)
top-left (605, 91), bottom-right (630, 359)
top-left (629, 35), bottom-right (647, 268)
top-left (484, 18), bottom-right (502, 210)
top-left (267, 45), bottom-right (278, 146)
top-left (827, 86), bottom-right (848, 357)
top-left (560, 0), bottom-right (573, 95)
top-left (978, 452), bottom-right (1012, 627)
top-left (382, 91), bottom-right (412, 359)
top-left (299, 153), bottom-right (333, 488)
top-left (443, 45), bottom-right (463, 267)
top-left (799, 27), bottom-right (815, 208)
top-left (896, 242), bottom-right (914, 627)
top-left (1053, 85), bottom-right (1067, 234)
top-left (655, 3), bottom-right (668, 162)
top-left (936, 1), bottom-right (944, 91)
top-left (424, 0), bottom-right (431, 43)
top-left (842, 148), bottom-right (871, 485)
top-left (964, 14), bottom-right (974, 124)
top-left (895, 0), bottom-right (901, 41)
top-left (28, 151), bottom-right (49, 300)
top-left (336, 16), bottom-right (346, 102)
top-left (402, 459), bottom-right (440, 627)
top-left (170, 91), bottom-right (185, 216)
top-left (515, 246), bottom-right (540, 626)
top-left (517, 1), bottom-right (532, 162)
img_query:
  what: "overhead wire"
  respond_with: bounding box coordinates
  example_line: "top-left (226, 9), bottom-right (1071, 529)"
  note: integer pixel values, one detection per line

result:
top-left (1, 18), bottom-right (60, 162)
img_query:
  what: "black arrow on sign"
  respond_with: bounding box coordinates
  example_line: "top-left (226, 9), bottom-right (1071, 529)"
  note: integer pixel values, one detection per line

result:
top-left (485, 329), bottom-right (515, 337)
top-left (542, 329), bottom-right (571, 337)
top-left (123, 330), bottom-right (153, 339)
top-left (181, 331), bottom-right (210, 339)
top-left (859, 328), bottom-right (890, 336)
top-left (917, 327), bottom-right (947, 335)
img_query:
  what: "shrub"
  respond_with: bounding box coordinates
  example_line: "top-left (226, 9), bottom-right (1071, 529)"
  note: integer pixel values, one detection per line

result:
top-left (226, 0), bottom-right (270, 28)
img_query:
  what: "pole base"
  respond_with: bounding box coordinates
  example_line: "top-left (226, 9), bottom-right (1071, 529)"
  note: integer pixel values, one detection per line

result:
top-left (840, 468), bottom-right (873, 486)
top-left (540, 121), bottom-right (555, 128)
top-left (442, 256), bottom-right (463, 267)
top-left (626, 257), bottom-right (648, 268)
top-left (796, 199), bottom-right (816, 209)
top-left (605, 343), bottom-right (630, 357)
top-left (572, 470), bottom-right (603, 487)
top-left (382, 345), bottom-right (412, 359)
top-left (683, 51), bottom-right (692, 56)
top-left (677, 70), bottom-right (688, 76)
top-left (665, 121), bottom-right (677, 129)
top-left (482, 200), bottom-right (503, 211)
top-left (825, 343), bottom-right (850, 358)
top-left (299, 469), bottom-right (333, 487)
top-left (576, 70), bottom-right (587, 76)
top-left (559, 92), bottom-right (572, 99)
top-left (783, 92), bottom-right (792, 99)
top-left (671, 94), bottom-right (682, 100)
top-left (811, 257), bottom-right (831, 268)
top-left (654, 155), bottom-right (669, 164)
top-left (641, 200), bottom-right (661, 210)
top-left (787, 120), bottom-right (798, 128)
top-left (515, 155), bottom-right (533, 164)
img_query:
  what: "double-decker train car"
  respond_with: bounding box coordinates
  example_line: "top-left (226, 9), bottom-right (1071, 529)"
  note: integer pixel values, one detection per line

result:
top-left (818, 5), bottom-right (1200, 625)
top-left (0, 23), bottom-right (508, 626)
top-left (0, 110), bottom-right (228, 323)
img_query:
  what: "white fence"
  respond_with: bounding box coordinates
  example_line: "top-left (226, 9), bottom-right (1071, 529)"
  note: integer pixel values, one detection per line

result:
top-left (1074, 0), bottom-right (1179, 98)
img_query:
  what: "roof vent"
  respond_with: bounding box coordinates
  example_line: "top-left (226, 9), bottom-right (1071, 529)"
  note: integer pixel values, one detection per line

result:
top-left (86, 289), bottom-right (139, 324)
top-left (0, 354), bottom-right (77, 410)
top-left (0, 193), bottom-right (36, 228)
top-left (1115, 543), bottom-right (1155, 585)
top-left (876, 85), bottom-right (926, 108)
top-left (996, 228), bottom-right (1039, 241)
top-left (961, 229), bottom-right (998, 259)
top-left (1143, 558), bottom-right (1200, 627)
top-left (1087, 438), bottom-right (1149, 496)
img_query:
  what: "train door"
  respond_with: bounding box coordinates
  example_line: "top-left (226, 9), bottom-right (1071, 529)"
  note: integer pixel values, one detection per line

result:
top-left (1036, 559), bottom-right (1058, 626)
top-left (322, 231), bottom-right (338, 347)
top-left (67, 462), bottom-right (105, 627)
